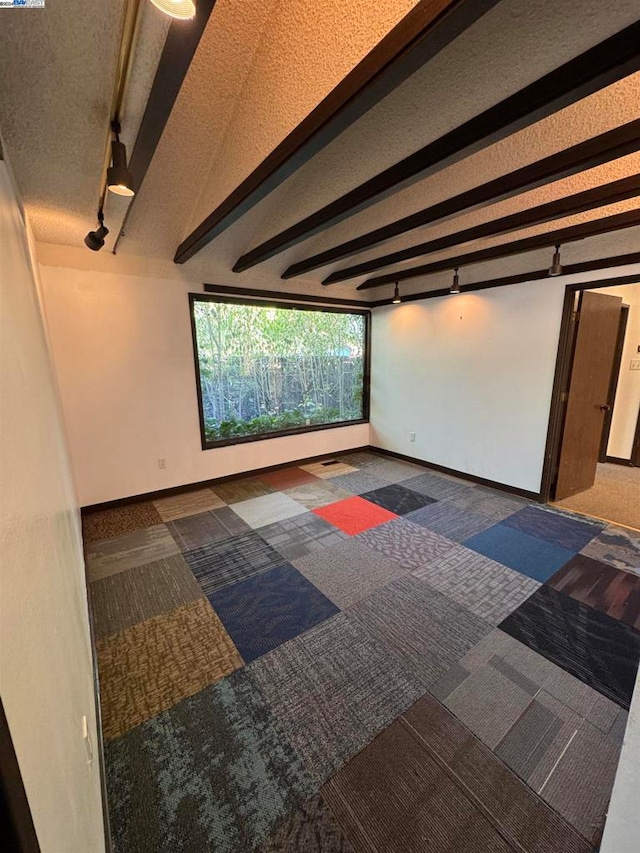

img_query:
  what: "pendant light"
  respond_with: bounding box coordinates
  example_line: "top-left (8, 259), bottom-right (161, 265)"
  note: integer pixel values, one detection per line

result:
top-left (107, 123), bottom-right (135, 197)
top-left (450, 268), bottom-right (461, 294)
top-left (549, 244), bottom-right (563, 276)
top-left (392, 282), bottom-right (401, 304)
top-left (149, 0), bottom-right (196, 19)
top-left (84, 210), bottom-right (109, 251)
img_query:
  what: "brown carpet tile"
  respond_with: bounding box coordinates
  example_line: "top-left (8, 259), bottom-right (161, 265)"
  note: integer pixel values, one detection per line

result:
top-left (153, 488), bottom-right (226, 522)
top-left (82, 501), bottom-right (162, 543)
top-left (89, 554), bottom-right (202, 640)
top-left (257, 794), bottom-right (354, 853)
top-left (211, 478), bottom-right (275, 504)
top-left (97, 598), bottom-right (243, 740)
top-left (300, 460), bottom-right (358, 479)
top-left (258, 466), bottom-right (322, 490)
top-left (323, 694), bottom-right (592, 853)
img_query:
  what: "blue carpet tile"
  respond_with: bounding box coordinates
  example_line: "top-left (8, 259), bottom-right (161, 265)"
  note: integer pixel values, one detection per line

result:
top-left (499, 584), bottom-right (640, 709)
top-left (501, 505), bottom-right (603, 552)
top-left (464, 523), bottom-right (575, 582)
top-left (209, 563), bottom-right (340, 663)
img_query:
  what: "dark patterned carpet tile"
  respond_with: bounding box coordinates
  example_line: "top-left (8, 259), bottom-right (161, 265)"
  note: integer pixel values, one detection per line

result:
top-left (82, 501), bottom-right (163, 544)
top-left (184, 530), bottom-right (285, 595)
top-left (86, 524), bottom-right (180, 582)
top-left (292, 539), bottom-right (406, 609)
top-left (323, 694), bottom-right (592, 853)
top-left (97, 598), bottom-right (243, 741)
top-left (328, 470), bottom-right (392, 495)
top-left (167, 506), bottom-right (250, 551)
top-left (405, 500), bottom-right (495, 542)
top-left (211, 477), bottom-right (276, 504)
top-left (499, 585), bottom-right (640, 709)
top-left (257, 794), bottom-right (354, 853)
top-left (89, 554), bottom-right (202, 639)
top-left (502, 505), bottom-right (603, 552)
top-left (105, 669), bottom-right (314, 853)
top-left (313, 496), bottom-right (398, 536)
top-left (257, 466), bottom-right (322, 490)
top-left (356, 517), bottom-right (456, 570)
top-left (360, 483), bottom-right (435, 516)
top-left (412, 545), bottom-right (540, 625)
top-left (209, 564), bottom-right (340, 664)
top-left (548, 553), bottom-right (640, 629)
top-left (401, 471), bottom-right (476, 501)
top-left (464, 524), bottom-right (575, 582)
top-left (431, 629), bottom-right (624, 842)
top-left (347, 575), bottom-right (491, 687)
top-left (153, 488), bottom-right (226, 522)
top-left (250, 612), bottom-right (425, 784)
top-left (447, 488), bottom-right (528, 520)
top-left (581, 525), bottom-right (640, 574)
top-left (257, 514), bottom-right (348, 562)
top-left (282, 480), bottom-right (352, 509)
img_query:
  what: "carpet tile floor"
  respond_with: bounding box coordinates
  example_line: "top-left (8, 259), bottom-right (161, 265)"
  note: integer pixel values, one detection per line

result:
top-left (83, 451), bottom-right (640, 852)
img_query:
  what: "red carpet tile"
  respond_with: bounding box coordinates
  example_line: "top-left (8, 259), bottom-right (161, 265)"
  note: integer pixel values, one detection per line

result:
top-left (313, 496), bottom-right (398, 536)
top-left (259, 466), bottom-right (321, 489)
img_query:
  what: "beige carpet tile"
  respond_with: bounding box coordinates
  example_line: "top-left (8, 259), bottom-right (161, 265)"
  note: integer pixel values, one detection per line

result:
top-left (211, 478), bottom-right (275, 504)
top-left (85, 524), bottom-right (180, 582)
top-left (153, 488), bottom-right (226, 522)
top-left (231, 492), bottom-right (308, 529)
top-left (89, 554), bottom-right (202, 640)
top-left (283, 480), bottom-right (353, 509)
top-left (553, 463), bottom-right (640, 530)
top-left (97, 598), bottom-right (243, 740)
top-left (82, 501), bottom-right (162, 544)
top-left (300, 460), bottom-right (358, 479)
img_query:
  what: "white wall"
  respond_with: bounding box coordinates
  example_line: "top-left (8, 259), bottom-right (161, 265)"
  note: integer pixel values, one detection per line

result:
top-left (0, 163), bottom-right (105, 850)
top-left (371, 266), bottom-right (640, 494)
top-left (38, 265), bottom-right (369, 507)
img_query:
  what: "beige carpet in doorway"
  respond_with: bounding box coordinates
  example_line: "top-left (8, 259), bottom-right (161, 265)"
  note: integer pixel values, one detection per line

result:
top-left (553, 463), bottom-right (640, 530)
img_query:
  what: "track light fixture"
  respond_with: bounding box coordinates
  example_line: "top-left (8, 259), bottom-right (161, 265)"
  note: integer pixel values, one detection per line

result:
top-left (450, 268), bottom-right (461, 294)
top-left (549, 244), bottom-right (563, 276)
top-left (149, 0), bottom-right (196, 19)
top-left (107, 122), bottom-right (135, 197)
top-left (392, 282), bottom-right (401, 304)
top-left (84, 210), bottom-right (109, 251)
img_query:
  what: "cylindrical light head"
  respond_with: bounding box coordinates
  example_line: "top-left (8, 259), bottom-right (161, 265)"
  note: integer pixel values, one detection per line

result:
top-left (450, 268), bottom-right (461, 294)
top-left (84, 223), bottom-right (109, 251)
top-left (392, 282), bottom-right (401, 304)
top-left (549, 244), bottom-right (563, 277)
top-left (149, 0), bottom-right (196, 19)
top-left (107, 140), bottom-right (135, 197)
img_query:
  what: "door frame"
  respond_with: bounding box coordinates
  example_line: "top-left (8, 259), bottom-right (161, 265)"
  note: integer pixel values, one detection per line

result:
top-left (599, 304), bottom-right (629, 463)
top-left (540, 278), bottom-right (635, 502)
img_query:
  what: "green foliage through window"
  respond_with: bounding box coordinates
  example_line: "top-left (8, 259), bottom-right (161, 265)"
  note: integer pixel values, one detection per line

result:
top-left (191, 297), bottom-right (368, 445)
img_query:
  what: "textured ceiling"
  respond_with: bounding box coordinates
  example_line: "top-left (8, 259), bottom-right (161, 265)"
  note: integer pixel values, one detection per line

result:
top-left (0, 0), bottom-right (639, 302)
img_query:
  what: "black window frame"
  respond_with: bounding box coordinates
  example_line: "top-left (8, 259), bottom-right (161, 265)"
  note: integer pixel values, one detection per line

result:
top-left (189, 293), bottom-right (371, 450)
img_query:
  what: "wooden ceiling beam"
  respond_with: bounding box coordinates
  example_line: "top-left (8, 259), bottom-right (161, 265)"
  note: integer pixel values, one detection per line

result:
top-left (233, 22), bottom-right (640, 273)
top-left (356, 208), bottom-right (640, 289)
top-left (322, 174), bottom-right (640, 284)
top-left (283, 120), bottom-right (640, 279)
top-left (173, 0), bottom-right (499, 264)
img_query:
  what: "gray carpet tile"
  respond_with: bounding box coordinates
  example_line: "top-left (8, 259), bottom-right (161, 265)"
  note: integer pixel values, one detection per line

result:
top-left (580, 524), bottom-right (640, 574)
top-left (348, 575), bottom-right (491, 686)
top-left (405, 500), bottom-right (495, 542)
top-left (401, 471), bottom-right (476, 501)
top-left (89, 554), bottom-right (202, 639)
top-left (356, 517), bottom-right (456, 570)
top-left (411, 544), bottom-right (540, 625)
top-left (432, 628), bottom-right (625, 844)
top-left (211, 478), bottom-right (276, 504)
top-left (292, 539), bottom-right (406, 609)
top-left (338, 451), bottom-right (382, 468)
top-left (257, 794), bottom-right (354, 853)
top-left (185, 530), bottom-right (286, 595)
top-left (250, 612), bottom-right (425, 784)
top-left (282, 480), bottom-right (352, 509)
top-left (105, 669), bottom-right (314, 853)
top-left (257, 514), bottom-right (348, 562)
top-left (329, 470), bottom-right (391, 495)
top-left (167, 506), bottom-right (250, 551)
top-left (358, 458), bottom-right (426, 484)
top-left (446, 488), bottom-right (528, 520)
top-left (86, 524), bottom-right (180, 581)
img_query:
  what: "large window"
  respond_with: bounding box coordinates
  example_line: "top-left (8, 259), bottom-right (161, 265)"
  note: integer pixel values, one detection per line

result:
top-left (190, 295), bottom-right (370, 448)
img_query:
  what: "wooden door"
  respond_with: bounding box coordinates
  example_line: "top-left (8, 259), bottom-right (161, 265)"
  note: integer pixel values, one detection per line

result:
top-left (555, 290), bottom-right (622, 499)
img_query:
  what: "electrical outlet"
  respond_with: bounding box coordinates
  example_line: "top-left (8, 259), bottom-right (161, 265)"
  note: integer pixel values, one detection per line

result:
top-left (158, 458), bottom-right (167, 469)
top-left (409, 431), bottom-right (416, 442)
top-left (630, 359), bottom-right (640, 371)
